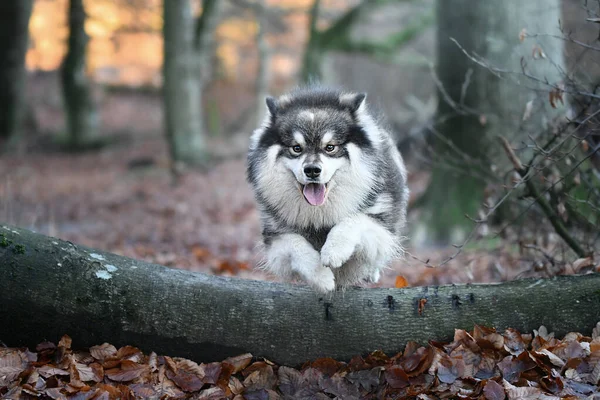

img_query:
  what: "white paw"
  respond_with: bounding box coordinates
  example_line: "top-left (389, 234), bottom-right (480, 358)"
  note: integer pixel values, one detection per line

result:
top-left (321, 238), bottom-right (356, 268)
top-left (306, 266), bottom-right (336, 292)
top-left (365, 269), bottom-right (381, 284)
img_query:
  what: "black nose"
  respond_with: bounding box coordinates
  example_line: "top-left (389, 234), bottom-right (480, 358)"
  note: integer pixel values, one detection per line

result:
top-left (304, 164), bottom-right (321, 178)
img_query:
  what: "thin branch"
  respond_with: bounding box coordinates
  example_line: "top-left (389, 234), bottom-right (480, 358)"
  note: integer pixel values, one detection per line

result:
top-left (499, 136), bottom-right (588, 258)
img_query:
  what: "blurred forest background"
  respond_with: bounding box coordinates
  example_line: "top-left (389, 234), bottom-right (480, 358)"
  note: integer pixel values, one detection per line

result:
top-left (1, 0), bottom-right (599, 288)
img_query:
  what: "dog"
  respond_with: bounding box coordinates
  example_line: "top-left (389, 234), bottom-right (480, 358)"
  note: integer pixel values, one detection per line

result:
top-left (247, 87), bottom-right (409, 292)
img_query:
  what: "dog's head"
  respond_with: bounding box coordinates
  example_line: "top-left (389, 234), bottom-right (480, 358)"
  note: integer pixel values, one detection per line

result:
top-left (248, 88), bottom-right (384, 222)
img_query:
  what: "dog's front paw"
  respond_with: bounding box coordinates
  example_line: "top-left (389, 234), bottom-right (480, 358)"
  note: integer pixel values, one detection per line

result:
top-left (306, 266), bottom-right (336, 293)
top-left (321, 231), bottom-right (356, 269)
top-left (364, 269), bottom-right (381, 284)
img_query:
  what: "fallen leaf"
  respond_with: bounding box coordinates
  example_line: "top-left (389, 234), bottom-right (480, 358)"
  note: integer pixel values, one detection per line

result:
top-left (105, 360), bottom-right (150, 382)
top-left (223, 353), bottom-right (253, 374)
top-left (89, 343), bottom-right (118, 361)
top-left (483, 379), bottom-right (505, 400)
top-left (395, 275), bottom-right (408, 288)
top-left (384, 365), bottom-right (409, 389)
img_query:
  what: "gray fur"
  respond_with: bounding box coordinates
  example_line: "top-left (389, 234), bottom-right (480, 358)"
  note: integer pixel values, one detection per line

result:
top-left (247, 87), bottom-right (409, 291)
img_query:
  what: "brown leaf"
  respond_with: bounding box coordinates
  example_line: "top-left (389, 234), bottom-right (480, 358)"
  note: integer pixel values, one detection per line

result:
top-left (573, 257), bottom-right (594, 272)
top-left (116, 346), bottom-right (143, 362)
top-left (75, 362), bottom-right (103, 382)
top-left (57, 335), bottom-right (72, 350)
top-left (243, 362), bottom-right (276, 390)
top-left (89, 343), bottom-right (117, 361)
top-left (191, 244), bottom-right (211, 261)
top-left (195, 386), bottom-right (226, 399)
top-left (217, 361), bottom-right (235, 391)
top-left (277, 366), bottom-right (303, 396)
top-left (384, 365), bottom-right (409, 389)
top-left (399, 346), bottom-right (433, 377)
top-left (43, 387), bottom-right (68, 400)
top-left (223, 353), bottom-right (252, 374)
top-left (105, 360), bottom-right (150, 382)
top-left (503, 328), bottom-right (526, 355)
top-left (200, 362), bottom-right (222, 384)
top-left (166, 367), bottom-right (205, 392)
top-left (36, 341), bottom-right (57, 353)
top-left (38, 365), bottom-right (70, 378)
top-left (228, 375), bottom-right (245, 395)
top-left (0, 349), bottom-right (29, 386)
top-left (129, 383), bottom-right (156, 398)
top-left (320, 373), bottom-right (360, 398)
top-left (346, 367), bottom-right (382, 391)
top-left (364, 350), bottom-right (389, 366)
top-left (95, 383), bottom-right (125, 399)
top-left (310, 357), bottom-right (342, 377)
top-left (483, 379), bottom-right (505, 400)
top-left (418, 298), bottom-right (427, 316)
top-left (549, 87), bottom-right (564, 108)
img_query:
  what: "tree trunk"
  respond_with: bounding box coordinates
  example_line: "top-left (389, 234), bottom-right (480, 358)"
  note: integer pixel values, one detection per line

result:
top-left (418, 0), bottom-right (565, 245)
top-left (1, 224), bottom-right (598, 367)
top-left (0, 1), bottom-right (33, 147)
top-left (61, 0), bottom-right (99, 150)
top-left (163, 0), bottom-right (221, 167)
top-left (301, 0), bottom-right (323, 83)
top-left (254, 0), bottom-right (270, 127)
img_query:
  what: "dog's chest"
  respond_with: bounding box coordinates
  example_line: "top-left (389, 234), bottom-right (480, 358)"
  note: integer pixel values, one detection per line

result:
top-left (298, 226), bottom-right (332, 251)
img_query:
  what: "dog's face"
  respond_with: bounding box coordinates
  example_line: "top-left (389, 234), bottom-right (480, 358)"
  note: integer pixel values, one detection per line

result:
top-left (275, 105), bottom-right (361, 206)
top-left (248, 89), bottom-right (382, 226)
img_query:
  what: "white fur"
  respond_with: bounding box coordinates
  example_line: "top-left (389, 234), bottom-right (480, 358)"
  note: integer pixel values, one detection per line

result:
top-left (298, 110), bottom-right (316, 122)
top-left (293, 131), bottom-right (306, 146)
top-left (254, 142), bottom-right (376, 229)
top-left (320, 214), bottom-right (399, 270)
top-left (264, 233), bottom-right (335, 292)
top-left (355, 100), bottom-right (384, 148)
top-left (365, 193), bottom-right (393, 215)
top-left (321, 131), bottom-right (335, 146)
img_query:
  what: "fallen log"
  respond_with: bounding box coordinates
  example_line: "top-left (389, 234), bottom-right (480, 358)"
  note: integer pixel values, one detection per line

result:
top-left (0, 224), bottom-right (599, 366)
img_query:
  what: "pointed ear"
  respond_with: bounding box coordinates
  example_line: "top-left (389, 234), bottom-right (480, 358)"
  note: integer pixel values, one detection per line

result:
top-left (340, 92), bottom-right (367, 113)
top-left (265, 96), bottom-right (279, 116)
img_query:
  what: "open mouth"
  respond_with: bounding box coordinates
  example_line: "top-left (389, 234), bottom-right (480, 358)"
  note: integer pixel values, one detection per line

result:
top-left (302, 183), bottom-right (328, 206)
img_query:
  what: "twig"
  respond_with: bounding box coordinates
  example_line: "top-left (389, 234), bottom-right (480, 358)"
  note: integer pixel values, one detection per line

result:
top-left (499, 136), bottom-right (588, 258)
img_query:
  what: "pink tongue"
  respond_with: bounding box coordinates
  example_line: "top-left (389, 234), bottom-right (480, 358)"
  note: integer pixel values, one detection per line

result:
top-left (303, 183), bottom-right (326, 206)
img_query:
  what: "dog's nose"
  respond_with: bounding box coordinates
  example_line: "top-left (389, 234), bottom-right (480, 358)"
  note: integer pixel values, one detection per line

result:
top-left (304, 164), bottom-right (322, 179)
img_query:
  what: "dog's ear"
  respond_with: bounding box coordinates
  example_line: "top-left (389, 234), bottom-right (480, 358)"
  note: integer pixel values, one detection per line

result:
top-left (340, 92), bottom-right (367, 113)
top-left (265, 96), bottom-right (279, 116)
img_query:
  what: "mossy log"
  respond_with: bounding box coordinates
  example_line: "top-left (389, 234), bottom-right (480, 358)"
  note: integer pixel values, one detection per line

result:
top-left (1, 224), bottom-right (599, 366)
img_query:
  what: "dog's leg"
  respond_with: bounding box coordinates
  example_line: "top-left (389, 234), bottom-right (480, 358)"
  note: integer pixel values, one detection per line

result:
top-left (321, 214), bottom-right (398, 278)
top-left (265, 234), bottom-right (335, 292)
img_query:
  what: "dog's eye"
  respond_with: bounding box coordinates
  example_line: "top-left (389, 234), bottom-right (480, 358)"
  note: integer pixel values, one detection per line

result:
top-left (324, 144), bottom-right (336, 153)
top-left (291, 145), bottom-right (303, 154)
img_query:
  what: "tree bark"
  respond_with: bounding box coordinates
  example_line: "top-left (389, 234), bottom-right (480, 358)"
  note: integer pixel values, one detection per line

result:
top-left (418, 0), bottom-right (565, 245)
top-left (163, 0), bottom-right (221, 167)
top-left (0, 1), bottom-right (33, 146)
top-left (1, 224), bottom-right (599, 367)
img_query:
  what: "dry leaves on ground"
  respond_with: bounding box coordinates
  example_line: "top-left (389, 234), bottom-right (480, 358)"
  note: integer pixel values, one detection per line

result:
top-left (2, 323), bottom-right (600, 399)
